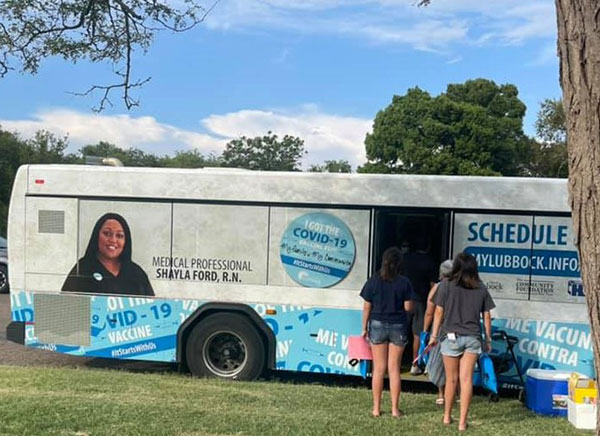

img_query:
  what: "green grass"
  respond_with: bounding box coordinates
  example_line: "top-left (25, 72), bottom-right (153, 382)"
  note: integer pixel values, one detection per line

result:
top-left (0, 365), bottom-right (591, 436)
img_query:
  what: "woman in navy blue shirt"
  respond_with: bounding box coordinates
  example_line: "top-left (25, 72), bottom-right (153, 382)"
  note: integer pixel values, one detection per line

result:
top-left (361, 246), bottom-right (416, 417)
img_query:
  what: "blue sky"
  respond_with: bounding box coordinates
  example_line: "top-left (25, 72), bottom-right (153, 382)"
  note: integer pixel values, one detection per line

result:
top-left (0, 0), bottom-right (560, 169)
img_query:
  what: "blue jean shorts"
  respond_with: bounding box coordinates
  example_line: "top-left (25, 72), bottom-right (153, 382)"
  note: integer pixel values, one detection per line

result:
top-left (368, 319), bottom-right (408, 347)
top-left (440, 335), bottom-right (482, 357)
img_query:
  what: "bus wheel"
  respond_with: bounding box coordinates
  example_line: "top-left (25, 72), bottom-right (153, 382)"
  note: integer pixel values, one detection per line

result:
top-left (186, 313), bottom-right (265, 381)
top-left (0, 265), bottom-right (8, 294)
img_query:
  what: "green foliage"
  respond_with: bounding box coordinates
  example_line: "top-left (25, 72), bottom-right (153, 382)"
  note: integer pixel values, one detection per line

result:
top-left (361, 79), bottom-right (532, 176)
top-left (80, 142), bottom-right (160, 167)
top-left (0, 128), bottom-right (71, 235)
top-left (308, 160), bottom-right (352, 173)
top-left (526, 99), bottom-right (567, 178)
top-left (221, 131), bottom-right (306, 171)
top-left (536, 99), bottom-right (566, 144)
top-left (0, 365), bottom-right (585, 436)
top-left (161, 149), bottom-right (221, 168)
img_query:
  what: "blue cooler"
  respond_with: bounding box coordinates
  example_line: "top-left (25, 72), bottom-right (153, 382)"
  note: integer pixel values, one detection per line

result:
top-left (526, 369), bottom-right (571, 416)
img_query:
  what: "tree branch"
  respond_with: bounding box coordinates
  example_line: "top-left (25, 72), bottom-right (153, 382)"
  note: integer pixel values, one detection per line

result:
top-left (0, 0), bottom-right (219, 110)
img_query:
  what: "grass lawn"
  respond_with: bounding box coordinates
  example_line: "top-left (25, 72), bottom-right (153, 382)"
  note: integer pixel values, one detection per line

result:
top-left (0, 365), bottom-right (591, 436)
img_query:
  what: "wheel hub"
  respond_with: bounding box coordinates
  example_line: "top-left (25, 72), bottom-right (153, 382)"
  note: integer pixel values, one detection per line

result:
top-left (203, 331), bottom-right (247, 377)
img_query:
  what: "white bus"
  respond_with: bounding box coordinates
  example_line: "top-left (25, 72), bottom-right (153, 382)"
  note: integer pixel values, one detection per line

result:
top-left (6, 165), bottom-right (592, 383)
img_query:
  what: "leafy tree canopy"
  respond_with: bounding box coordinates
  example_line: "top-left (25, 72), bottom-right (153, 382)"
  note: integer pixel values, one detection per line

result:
top-left (80, 142), bottom-right (159, 167)
top-left (0, 0), bottom-right (216, 110)
top-left (308, 160), bottom-right (352, 173)
top-left (526, 99), bottom-right (567, 178)
top-left (535, 98), bottom-right (566, 144)
top-left (221, 131), bottom-right (306, 171)
top-left (361, 79), bottom-right (531, 176)
top-left (161, 149), bottom-right (221, 169)
top-left (0, 128), bottom-right (73, 235)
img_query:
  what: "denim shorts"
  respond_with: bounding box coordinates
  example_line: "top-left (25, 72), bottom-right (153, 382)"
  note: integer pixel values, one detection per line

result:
top-left (440, 335), bottom-right (482, 357)
top-left (368, 319), bottom-right (408, 347)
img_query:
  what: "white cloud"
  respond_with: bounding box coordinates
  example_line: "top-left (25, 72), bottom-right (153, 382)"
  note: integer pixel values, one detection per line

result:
top-left (1, 107), bottom-right (371, 169)
top-left (204, 0), bottom-right (556, 52)
top-left (1, 110), bottom-right (224, 155)
top-left (203, 106), bottom-right (371, 167)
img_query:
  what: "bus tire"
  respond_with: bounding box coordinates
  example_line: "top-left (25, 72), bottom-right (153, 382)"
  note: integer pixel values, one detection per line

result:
top-left (0, 265), bottom-right (8, 294)
top-left (186, 313), bottom-right (265, 381)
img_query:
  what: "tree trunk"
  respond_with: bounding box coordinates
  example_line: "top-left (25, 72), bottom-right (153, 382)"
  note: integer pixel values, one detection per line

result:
top-left (556, 0), bottom-right (600, 431)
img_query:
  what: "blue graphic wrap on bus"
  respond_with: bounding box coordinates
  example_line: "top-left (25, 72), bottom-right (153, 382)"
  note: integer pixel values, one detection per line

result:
top-left (280, 212), bottom-right (356, 288)
top-left (10, 291), bottom-right (33, 323)
top-left (454, 214), bottom-right (586, 303)
top-left (13, 290), bottom-right (594, 384)
top-left (465, 247), bottom-right (580, 277)
top-left (254, 304), bottom-right (363, 375)
top-left (491, 318), bottom-right (594, 387)
top-left (13, 291), bottom-right (201, 362)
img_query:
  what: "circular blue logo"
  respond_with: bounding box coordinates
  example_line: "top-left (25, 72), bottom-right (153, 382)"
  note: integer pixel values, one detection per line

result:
top-left (280, 212), bottom-right (356, 288)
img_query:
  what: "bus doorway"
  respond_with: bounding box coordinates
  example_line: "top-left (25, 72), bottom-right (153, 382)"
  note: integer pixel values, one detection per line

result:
top-left (372, 209), bottom-right (451, 376)
top-left (373, 210), bottom-right (451, 271)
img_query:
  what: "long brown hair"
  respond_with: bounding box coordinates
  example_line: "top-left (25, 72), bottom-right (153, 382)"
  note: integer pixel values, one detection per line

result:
top-left (379, 247), bottom-right (403, 282)
top-left (450, 252), bottom-right (481, 289)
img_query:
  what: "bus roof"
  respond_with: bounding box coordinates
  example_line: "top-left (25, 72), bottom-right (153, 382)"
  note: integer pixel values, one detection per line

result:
top-left (23, 164), bottom-right (570, 213)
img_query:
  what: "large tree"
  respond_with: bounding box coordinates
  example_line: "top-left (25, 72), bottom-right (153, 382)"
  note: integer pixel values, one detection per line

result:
top-left (361, 79), bottom-right (531, 176)
top-left (555, 4), bottom-right (600, 428)
top-left (0, 0), bottom-right (217, 110)
top-left (221, 132), bottom-right (306, 171)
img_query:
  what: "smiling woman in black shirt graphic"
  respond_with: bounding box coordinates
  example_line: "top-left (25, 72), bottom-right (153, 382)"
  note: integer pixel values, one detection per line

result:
top-left (62, 213), bottom-right (154, 296)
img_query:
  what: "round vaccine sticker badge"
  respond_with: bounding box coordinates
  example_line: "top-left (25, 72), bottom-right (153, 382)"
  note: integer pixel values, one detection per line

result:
top-left (280, 212), bottom-right (356, 288)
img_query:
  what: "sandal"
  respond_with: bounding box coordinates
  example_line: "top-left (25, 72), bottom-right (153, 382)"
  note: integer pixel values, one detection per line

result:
top-left (442, 417), bottom-right (453, 426)
top-left (392, 410), bottom-right (405, 418)
top-left (459, 423), bottom-right (468, 432)
top-left (435, 398), bottom-right (445, 406)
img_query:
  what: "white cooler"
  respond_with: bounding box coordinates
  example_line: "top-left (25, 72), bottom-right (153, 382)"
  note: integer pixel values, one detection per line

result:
top-left (568, 398), bottom-right (596, 430)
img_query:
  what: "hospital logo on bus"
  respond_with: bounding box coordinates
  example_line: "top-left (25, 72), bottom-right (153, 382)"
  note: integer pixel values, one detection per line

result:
top-left (568, 280), bottom-right (584, 297)
top-left (280, 212), bottom-right (356, 288)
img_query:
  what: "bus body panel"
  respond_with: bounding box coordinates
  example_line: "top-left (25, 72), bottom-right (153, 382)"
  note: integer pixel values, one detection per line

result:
top-left (7, 165), bottom-right (591, 383)
top-left (25, 165), bottom-right (570, 212)
top-left (7, 165), bottom-right (28, 292)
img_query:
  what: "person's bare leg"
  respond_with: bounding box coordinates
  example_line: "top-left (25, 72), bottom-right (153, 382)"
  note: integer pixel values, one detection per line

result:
top-left (371, 343), bottom-right (389, 417)
top-left (458, 352), bottom-right (478, 431)
top-left (387, 343), bottom-right (405, 416)
top-left (413, 334), bottom-right (420, 363)
top-left (442, 355), bottom-right (459, 424)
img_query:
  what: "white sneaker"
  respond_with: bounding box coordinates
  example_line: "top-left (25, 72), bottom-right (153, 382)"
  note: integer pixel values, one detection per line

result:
top-left (410, 364), bottom-right (423, 375)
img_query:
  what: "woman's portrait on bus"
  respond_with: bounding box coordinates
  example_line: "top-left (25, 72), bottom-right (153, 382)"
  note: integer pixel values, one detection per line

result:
top-left (61, 212), bottom-right (154, 296)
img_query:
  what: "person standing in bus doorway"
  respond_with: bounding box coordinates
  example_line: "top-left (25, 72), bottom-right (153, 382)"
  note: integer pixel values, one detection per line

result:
top-left (360, 247), bottom-right (416, 418)
top-left (62, 213), bottom-right (154, 296)
top-left (403, 235), bottom-right (437, 375)
top-left (423, 259), bottom-right (453, 405)
top-left (428, 252), bottom-right (495, 432)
